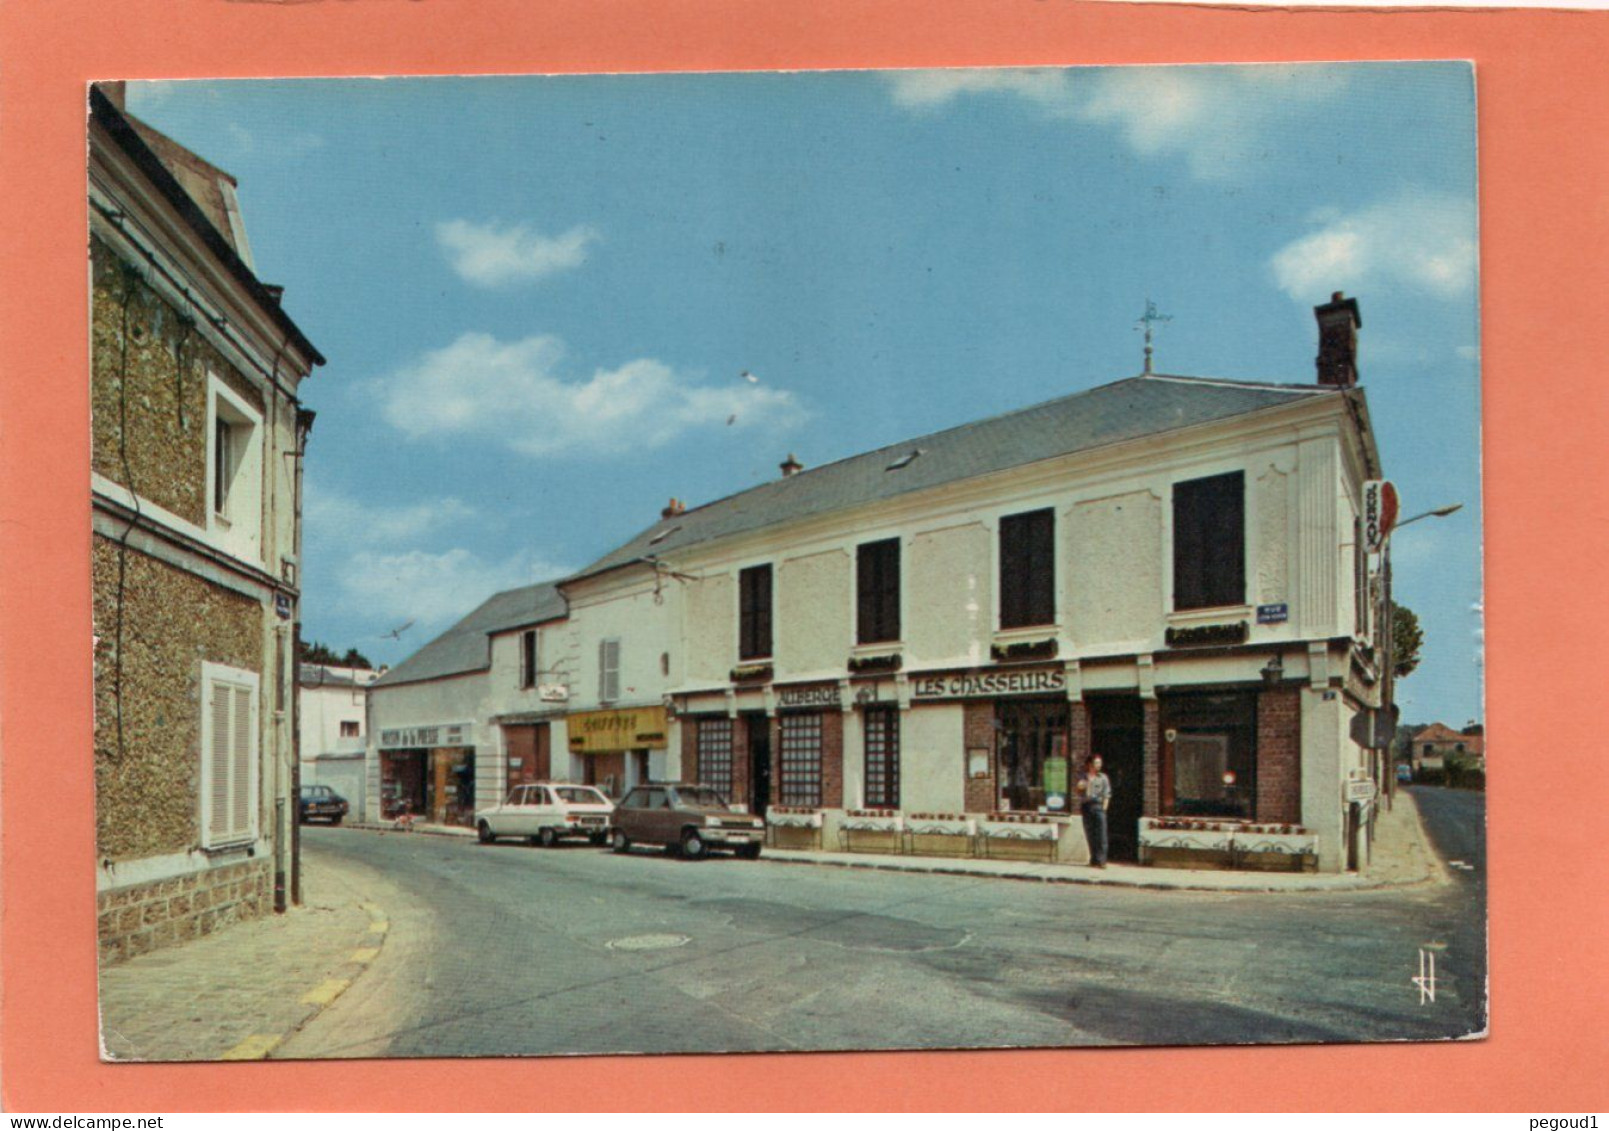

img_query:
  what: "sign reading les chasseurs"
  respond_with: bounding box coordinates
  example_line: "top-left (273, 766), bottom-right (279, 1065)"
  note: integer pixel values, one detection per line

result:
top-left (912, 667), bottom-right (1066, 700)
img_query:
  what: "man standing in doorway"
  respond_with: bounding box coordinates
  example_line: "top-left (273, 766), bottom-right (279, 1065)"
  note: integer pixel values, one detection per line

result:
top-left (1076, 754), bottom-right (1112, 868)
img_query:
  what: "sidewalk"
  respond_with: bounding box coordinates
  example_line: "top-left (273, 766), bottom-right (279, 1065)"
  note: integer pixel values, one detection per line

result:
top-left (761, 790), bottom-right (1447, 893)
top-left (98, 847), bottom-right (393, 1061)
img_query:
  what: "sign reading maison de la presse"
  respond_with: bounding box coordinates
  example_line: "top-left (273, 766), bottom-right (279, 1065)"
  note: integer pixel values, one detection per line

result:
top-left (379, 722), bottom-right (474, 749)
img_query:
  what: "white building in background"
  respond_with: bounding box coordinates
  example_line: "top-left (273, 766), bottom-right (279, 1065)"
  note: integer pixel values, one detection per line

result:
top-left (298, 663), bottom-right (380, 819)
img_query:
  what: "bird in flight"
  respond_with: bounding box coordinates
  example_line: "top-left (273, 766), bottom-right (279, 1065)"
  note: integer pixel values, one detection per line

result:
top-left (741, 369), bottom-right (759, 383)
top-left (380, 619), bottom-right (415, 641)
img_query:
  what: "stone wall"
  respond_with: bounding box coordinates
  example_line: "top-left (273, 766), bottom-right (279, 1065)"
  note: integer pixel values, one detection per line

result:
top-left (92, 537), bottom-right (262, 861)
top-left (97, 858), bottom-right (272, 965)
top-left (91, 235), bottom-right (263, 527)
top-left (962, 701), bottom-right (995, 812)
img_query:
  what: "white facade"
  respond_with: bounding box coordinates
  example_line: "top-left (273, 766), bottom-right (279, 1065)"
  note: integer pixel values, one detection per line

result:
top-left (298, 665), bottom-right (378, 820)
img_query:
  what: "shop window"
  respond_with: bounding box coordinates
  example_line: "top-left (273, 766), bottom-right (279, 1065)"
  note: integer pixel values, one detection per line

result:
top-left (340, 720), bottom-right (360, 738)
top-left (697, 717), bottom-right (735, 798)
top-left (1162, 691), bottom-right (1257, 819)
top-left (739, 564), bottom-right (773, 660)
top-left (996, 698), bottom-right (1068, 812)
top-left (520, 629), bottom-right (538, 689)
top-left (999, 508), bottom-right (1056, 629)
top-left (856, 538), bottom-right (901, 644)
top-left (863, 706), bottom-right (900, 808)
top-left (200, 662), bottom-right (258, 849)
top-left (778, 713), bottom-right (823, 807)
top-left (1173, 471), bottom-right (1245, 610)
top-left (598, 638), bottom-right (621, 702)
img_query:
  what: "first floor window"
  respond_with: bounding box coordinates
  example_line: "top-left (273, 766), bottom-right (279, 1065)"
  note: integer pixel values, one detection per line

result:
top-left (697, 717), bottom-right (735, 798)
top-left (999, 508), bottom-right (1056, 629)
top-left (520, 629), bottom-right (538, 689)
top-left (1173, 470), bottom-right (1245, 610)
top-left (598, 638), bottom-right (621, 702)
top-left (778, 712), bottom-right (823, 808)
top-left (202, 663), bottom-right (258, 848)
top-left (340, 720), bottom-right (360, 738)
top-left (863, 707), bottom-right (900, 809)
top-left (739, 564), bottom-right (773, 660)
top-left (1162, 691), bottom-right (1257, 819)
top-left (996, 698), bottom-right (1068, 812)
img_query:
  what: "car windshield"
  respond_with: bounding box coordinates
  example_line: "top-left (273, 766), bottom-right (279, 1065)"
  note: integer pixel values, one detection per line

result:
top-left (674, 787), bottom-right (729, 810)
top-left (554, 787), bottom-right (607, 805)
top-left (301, 787), bottom-right (329, 799)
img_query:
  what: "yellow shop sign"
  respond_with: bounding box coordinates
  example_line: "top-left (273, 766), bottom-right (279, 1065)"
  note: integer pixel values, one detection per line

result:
top-left (567, 706), bottom-right (668, 753)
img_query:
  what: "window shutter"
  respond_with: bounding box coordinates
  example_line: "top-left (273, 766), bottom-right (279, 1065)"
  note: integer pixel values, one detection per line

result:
top-left (209, 683), bottom-right (231, 839)
top-left (739, 565), bottom-right (773, 659)
top-left (599, 639), bottom-right (620, 701)
top-left (232, 685), bottom-right (253, 837)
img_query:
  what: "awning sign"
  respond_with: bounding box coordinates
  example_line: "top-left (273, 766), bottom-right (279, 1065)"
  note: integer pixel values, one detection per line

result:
top-left (567, 706), bottom-right (669, 753)
top-left (1364, 480), bottom-right (1399, 552)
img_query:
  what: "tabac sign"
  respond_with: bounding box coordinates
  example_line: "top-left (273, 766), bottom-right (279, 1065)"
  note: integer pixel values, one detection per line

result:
top-left (912, 667), bottom-right (1066, 700)
top-left (567, 706), bottom-right (669, 753)
top-left (1363, 480), bottom-right (1399, 553)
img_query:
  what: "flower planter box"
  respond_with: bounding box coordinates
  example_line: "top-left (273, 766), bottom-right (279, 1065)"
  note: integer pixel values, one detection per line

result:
top-left (838, 810), bottom-right (904, 854)
top-left (1138, 818), bottom-right (1317, 871)
top-left (904, 813), bottom-right (977, 857)
top-left (979, 814), bottom-right (1061, 861)
top-left (766, 806), bottom-right (823, 849)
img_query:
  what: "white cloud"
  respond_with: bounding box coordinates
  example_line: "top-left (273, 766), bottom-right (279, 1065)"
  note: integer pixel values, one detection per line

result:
top-left (885, 64), bottom-right (1352, 181)
top-left (436, 219), bottom-right (599, 287)
top-left (1269, 190), bottom-right (1477, 302)
top-left (378, 331), bottom-right (806, 458)
top-left (305, 490), bottom-right (476, 548)
top-left (331, 547), bottom-right (572, 629)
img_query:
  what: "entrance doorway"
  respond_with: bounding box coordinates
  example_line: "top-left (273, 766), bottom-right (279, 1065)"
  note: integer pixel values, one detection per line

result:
top-left (584, 751), bottom-right (627, 798)
top-left (1089, 695), bottom-right (1144, 863)
top-left (746, 717), bottom-right (772, 816)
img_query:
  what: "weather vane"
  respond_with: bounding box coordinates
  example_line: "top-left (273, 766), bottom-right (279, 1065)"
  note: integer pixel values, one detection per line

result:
top-left (1135, 299), bottom-right (1172, 375)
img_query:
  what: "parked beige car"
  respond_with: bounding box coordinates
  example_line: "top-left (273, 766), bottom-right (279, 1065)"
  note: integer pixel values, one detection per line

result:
top-left (609, 782), bottom-right (764, 859)
top-left (474, 782), bottom-right (614, 847)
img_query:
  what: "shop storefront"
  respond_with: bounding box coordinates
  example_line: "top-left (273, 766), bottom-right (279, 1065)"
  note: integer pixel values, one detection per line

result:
top-left (378, 721), bottom-right (477, 827)
top-left (566, 705), bottom-right (667, 798)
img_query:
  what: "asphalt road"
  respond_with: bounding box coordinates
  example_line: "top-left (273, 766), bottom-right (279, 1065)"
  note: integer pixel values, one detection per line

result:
top-left (281, 795), bottom-right (1486, 1059)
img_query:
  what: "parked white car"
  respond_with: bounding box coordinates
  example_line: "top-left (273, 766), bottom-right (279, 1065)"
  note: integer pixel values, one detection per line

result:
top-left (475, 782), bottom-right (615, 847)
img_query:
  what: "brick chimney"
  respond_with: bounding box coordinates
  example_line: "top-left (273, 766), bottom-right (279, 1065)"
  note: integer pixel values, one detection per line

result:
top-left (1314, 291), bottom-right (1362, 388)
top-left (780, 453), bottom-right (804, 478)
top-left (660, 498), bottom-right (685, 519)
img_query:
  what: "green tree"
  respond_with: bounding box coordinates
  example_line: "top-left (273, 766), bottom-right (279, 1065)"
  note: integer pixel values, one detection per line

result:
top-left (340, 646), bottom-right (374, 669)
top-left (1392, 601), bottom-right (1423, 679)
top-left (299, 640), bottom-right (373, 669)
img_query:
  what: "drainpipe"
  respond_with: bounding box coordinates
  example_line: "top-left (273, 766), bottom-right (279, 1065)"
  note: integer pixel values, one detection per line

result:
top-left (290, 406), bottom-right (315, 907)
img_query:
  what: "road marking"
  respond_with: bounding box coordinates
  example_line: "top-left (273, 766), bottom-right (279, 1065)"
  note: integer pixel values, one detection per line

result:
top-left (350, 947), bottom-right (381, 964)
top-left (221, 1034), bottom-right (282, 1060)
top-left (300, 978), bottom-right (351, 1006)
top-left (368, 920), bottom-right (390, 935)
top-left (1413, 948), bottom-right (1437, 1004)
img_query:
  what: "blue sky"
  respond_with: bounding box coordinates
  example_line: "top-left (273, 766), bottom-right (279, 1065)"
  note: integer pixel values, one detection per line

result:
top-left (128, 63), bottom-right (1482, 726)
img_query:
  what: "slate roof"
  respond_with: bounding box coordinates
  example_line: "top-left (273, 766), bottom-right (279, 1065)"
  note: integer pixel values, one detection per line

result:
top-left (298, 664), bottom-right (376, 689)
top-left (570, 373), bottom-right (1341, 582)
top-left (372, 581), bottom-right (568, 688)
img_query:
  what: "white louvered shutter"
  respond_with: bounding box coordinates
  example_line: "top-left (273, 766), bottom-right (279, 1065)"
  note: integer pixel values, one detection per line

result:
top-left (231, 685), bottom-right (253, 837)
top-left (599, 639), bottom-right (620, 702)
top-left (209, 683), bottom-right (232, 840)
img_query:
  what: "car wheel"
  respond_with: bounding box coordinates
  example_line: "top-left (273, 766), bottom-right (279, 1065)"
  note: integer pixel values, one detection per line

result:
top-left (330, 816), bottom-right (343, 827)
top-left (680, 829), bottom-right (707, 860)
top-left (611, 829), bottom-right (631, 854)
top-left (737, 843), bottom-right (762, 860)
top-left (477, 820), bottom-right (495, 844)
top-left (538, 827), bottom-right (559, 848)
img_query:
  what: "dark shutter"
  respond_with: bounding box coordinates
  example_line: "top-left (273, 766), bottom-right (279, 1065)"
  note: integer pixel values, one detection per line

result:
top-left (999, 508), bottom-right (1055, 629)
top-left (1174, 471), bottom-right (1245, 610)
top-left (857, 538), bottom-right (901, 644)
top-left (740, 564), bottom-right (773, 660)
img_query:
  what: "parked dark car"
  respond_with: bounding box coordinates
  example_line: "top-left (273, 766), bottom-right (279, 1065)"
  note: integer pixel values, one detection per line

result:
top-left (609, 782), bottom-right (764, 859)
top-left (1396, 764), bottom-right (1415, 784)
top-left (298, 784), bottom-right (349, 825)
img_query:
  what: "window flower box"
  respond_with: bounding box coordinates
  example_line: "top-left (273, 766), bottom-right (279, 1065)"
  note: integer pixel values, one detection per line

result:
top-left (1138, 818), bottom-right (1317, 871)
top-left (1231, 825), bottom-right (1319, 872)
top-left (904, 812), bottom-right (977, 857)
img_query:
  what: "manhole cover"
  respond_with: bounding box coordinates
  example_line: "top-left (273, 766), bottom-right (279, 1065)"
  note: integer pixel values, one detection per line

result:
top-left (606, 933), bottom-right (691, 952)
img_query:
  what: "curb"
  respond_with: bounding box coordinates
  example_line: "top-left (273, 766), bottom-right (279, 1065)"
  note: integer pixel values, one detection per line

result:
top-left (345, 821), bottom-right (477, 840)
top-left (219, 897), bottom-right (391, 1061)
